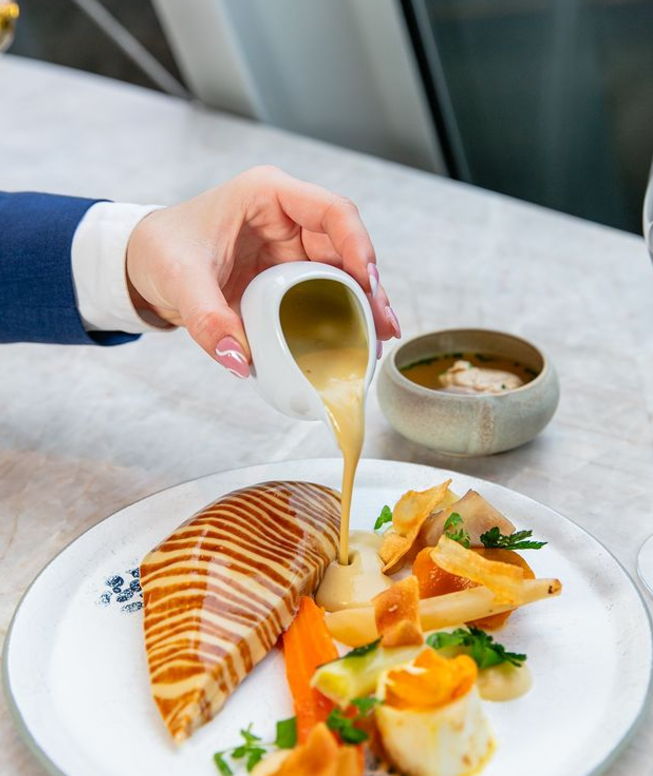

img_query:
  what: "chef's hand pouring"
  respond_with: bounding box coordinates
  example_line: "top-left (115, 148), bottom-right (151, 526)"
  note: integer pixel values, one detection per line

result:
top-left (126, 166), bottom-right (400, 378)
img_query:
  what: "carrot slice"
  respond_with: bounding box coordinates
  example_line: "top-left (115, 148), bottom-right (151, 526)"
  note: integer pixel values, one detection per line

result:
top-left (283, 597), bottom-right (339, 743)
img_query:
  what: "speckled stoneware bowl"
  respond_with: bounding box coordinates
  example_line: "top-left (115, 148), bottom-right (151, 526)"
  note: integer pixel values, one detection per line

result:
top-left (377, 329), bottom-right (559, 456)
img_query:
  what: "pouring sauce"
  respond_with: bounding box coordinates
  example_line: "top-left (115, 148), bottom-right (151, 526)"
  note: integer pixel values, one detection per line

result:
top-left (280, 279), bottom-right (368, 567)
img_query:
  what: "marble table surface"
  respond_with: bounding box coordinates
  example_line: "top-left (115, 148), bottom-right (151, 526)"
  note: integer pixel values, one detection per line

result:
top-left (1, 55), bottom-right (653, 775)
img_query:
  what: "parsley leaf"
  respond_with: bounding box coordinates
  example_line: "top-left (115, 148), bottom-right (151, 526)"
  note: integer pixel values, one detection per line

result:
top-left (213, 753), bottom-right (233, 776)
top-left (274, 717), bottom-right (297, 749)
top-left (443, 512), bottom-right (471, 548)
top-left (326, 708), bottom-right (369, 744)
top-left (427, 630), bottom-right (468, 651)
top-left (214, 719), bottom-right (296, 774)
top-left (239, 724), bottom-right (261, 747)
top-left (344, 639), bottom-right (381, 659)
top-left (374, 505), bottom-right (393, 531)
top-left (351, 696), bottom-right (382, 715)
top-left (246, 749), bottom-right (266, 771)
top-left (480, 526), bottom-right (547, 551)
top-left (326, 695), bottom-right (380, 744)
top-left (427, 626), bottom-right (526, 669)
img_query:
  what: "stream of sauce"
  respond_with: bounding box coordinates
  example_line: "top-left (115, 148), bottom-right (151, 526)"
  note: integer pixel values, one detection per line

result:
top-left (280, 279), bottom-right (368, 567)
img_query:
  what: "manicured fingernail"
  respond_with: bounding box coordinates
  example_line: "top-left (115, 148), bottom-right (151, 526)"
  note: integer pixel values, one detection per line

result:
top-left (385, 305), bottom-right (401, 338)
top-left (376, 340), bottom-right (383, 359)
top-left (368, 263), bottom-right (379, 298)
top-left (215, 336), bottom-right (250, 379)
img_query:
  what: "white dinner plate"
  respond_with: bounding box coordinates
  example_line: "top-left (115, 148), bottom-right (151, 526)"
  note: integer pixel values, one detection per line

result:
top-left (3, 459), bottom-right (652, 776)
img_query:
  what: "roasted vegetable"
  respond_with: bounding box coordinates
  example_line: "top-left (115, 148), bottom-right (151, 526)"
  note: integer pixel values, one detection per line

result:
top-left (325, 578), bottom-right (562, 647)
top-left (311, 640), bottom-right (425, 708)
top-left (283, 597), bottom-right (339, 742)
top-left (430, 536), bottom-right (525, 606)
top-left (418, 490), bottom-right (515, 549)
top-left (413, 546), bottom-right (535, 629)
top-left (375, 651), bottom-right (493, 776)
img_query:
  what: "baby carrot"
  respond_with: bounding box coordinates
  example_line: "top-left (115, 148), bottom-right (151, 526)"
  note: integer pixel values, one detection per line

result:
top-left (283, 596), bottom-right (339, 743)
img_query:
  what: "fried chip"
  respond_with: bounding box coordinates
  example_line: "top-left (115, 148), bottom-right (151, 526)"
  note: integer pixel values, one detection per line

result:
top-left (379, 480), bottom-right (452, 573)
top-left (430, 536), bottom-right (525, 606)
top-left (262, 722), bottom-right (362, 776)
top-left (373, 575), bottom-right (423, 648)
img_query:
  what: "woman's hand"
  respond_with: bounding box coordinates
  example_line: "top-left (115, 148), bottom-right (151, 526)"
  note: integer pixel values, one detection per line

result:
top-left (126, 166), bottom-right (400, 378)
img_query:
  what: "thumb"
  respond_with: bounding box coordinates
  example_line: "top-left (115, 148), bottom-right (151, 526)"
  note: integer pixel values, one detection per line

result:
top-left (179, 276), bottom-right (250, 379)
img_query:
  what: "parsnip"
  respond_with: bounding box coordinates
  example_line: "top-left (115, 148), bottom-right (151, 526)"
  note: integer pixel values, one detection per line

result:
top-left (326, 578), bottom-right (562, 647)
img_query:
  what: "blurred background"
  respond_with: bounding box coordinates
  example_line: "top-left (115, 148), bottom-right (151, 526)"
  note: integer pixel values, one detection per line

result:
top-left (7, 0), bottom-right (653, 234)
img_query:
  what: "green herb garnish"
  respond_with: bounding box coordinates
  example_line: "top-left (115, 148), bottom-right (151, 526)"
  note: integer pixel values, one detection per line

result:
top-left (213, 718), bottom-right (297, 774)
top-left (326, 696), bottom-right (381, 744)
top-left (214, 753), bottom-right (233, 776)
top-left (344, 638), bottom-right (381, 659)
top-left (427, 626), bottom-right (526, 669)
top-left (374, 505), bottom-right (393, 531)
top-left (351, 696), bottom-right (382, 715)
top-left (443, 512), bottom-right (471, 548)
top-left (228, 725), bottom-right (266, 772)
top-left (480, 526), bottom-right (547, 551)
top-left (274, 717), bottom-right (298, 749)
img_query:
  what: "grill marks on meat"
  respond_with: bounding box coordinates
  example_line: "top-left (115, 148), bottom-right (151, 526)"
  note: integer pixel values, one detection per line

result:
top-left (140, 481), bottom-right (340, 742)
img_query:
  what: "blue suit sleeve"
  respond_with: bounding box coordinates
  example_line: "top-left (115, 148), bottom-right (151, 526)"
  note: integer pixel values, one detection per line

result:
top-left (0, 191), bottom-right (140, 346)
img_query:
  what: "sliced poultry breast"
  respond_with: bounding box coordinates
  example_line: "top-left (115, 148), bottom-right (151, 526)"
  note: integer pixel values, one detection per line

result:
top-left (140, 480), bottom-right (340, 742)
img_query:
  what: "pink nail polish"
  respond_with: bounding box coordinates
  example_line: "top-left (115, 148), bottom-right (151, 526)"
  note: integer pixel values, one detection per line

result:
top-left (368, 264), bottom-right (380, 298)
top-left (385, 305), bottom-right (401, 339)
top-left (376, 340), bottom-right (383, 359)
top-left (215, 336), bottom-right (250, 379)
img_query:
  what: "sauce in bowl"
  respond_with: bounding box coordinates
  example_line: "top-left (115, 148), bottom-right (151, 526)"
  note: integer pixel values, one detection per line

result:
top-left (401, 352), bottom-right (539, 396)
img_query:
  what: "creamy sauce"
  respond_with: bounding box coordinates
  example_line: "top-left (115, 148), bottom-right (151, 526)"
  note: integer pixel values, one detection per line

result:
top-left (476, 662), bottom-right (532, 701)
top-left (316, 531), bottom-right (393, 611)
top-left (280, 279), bottom-right (368, 566)
top-left (401, 351), bottom-right (538, 395)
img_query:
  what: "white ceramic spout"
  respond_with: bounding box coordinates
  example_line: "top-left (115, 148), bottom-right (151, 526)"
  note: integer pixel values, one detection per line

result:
top-left (240, 262), bottom-right (377, 434)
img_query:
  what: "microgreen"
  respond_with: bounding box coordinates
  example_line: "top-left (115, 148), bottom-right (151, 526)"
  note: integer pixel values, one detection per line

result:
top-left (443, 512), bottom-right (471, 548)
top-left (326, 696), bottom-right (381, 744)
top-left (374, 505), bottom-right (393, 531)
top-left (480, 526), bottom-right (547, 551)
top-left (274, 717), bottom-right (297, 749)
top-left (213, 718), bottom-right (297, 774)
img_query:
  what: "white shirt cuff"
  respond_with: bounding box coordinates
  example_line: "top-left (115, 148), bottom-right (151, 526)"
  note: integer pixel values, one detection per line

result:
top-left (644, 170), bottom-right (653, 257)
top-left (71, 201), bottom-right (173, 334)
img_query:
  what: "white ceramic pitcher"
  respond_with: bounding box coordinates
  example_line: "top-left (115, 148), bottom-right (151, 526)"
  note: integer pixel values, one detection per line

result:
top-left (240, 262), bottom-right (376, 430)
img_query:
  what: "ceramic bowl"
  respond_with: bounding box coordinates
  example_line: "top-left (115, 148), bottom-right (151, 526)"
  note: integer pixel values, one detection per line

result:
top-left (377, 329), bottom-right (559, 456)
top-left (241, 262), bottom-right (376, 426)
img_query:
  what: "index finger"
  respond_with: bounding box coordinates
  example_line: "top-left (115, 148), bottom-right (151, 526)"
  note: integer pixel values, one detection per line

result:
top-left (270, 172), bottom-right (377, 293)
